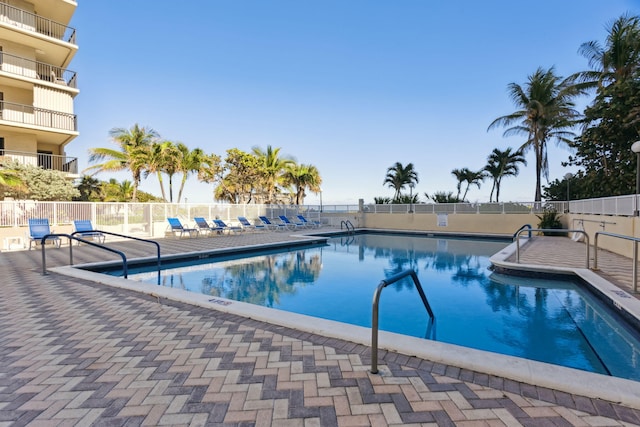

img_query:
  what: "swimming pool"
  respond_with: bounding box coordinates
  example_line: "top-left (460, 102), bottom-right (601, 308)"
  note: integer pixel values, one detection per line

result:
top-left (118, 233), bottom-right (640, 380)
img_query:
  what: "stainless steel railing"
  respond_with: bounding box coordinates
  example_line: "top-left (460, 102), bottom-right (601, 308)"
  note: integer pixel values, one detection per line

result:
top-left (371, 269), bottom-right (434, 374)
top-left (594, 231), bottom-right (640, 293)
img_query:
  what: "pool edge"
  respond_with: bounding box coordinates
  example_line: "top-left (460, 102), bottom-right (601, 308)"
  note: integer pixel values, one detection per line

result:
top-left (50, 257), bottom-right (640, 411)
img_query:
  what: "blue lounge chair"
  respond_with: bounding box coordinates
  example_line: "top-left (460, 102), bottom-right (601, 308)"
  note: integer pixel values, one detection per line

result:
top-left (194, 217), bottom-right (223, 236)
top-left (278, 215), bottom-right (304, 230)
top-left (258, 216), bottom-right (287, 231)
top-left (237, 216), bottom-right (266, 232)
top-left (73, 220), bottom-right (105, 244)
top-left (213, 219), bottom-right (243, 234)
top-left (167, 217), bottom-right (199, 238)
top-left (296, 214), bottom-right (322, 228)
top-left (28, 218), bottom-right (61, 250)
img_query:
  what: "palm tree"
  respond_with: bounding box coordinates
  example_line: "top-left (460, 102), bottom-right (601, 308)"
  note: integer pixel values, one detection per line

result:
top-left (85, 124), bottom-right (159, 202)
top-left (451, 168), bottom-right (466, 200)
top-left (572, 14), bottom-right (640, 89)
top-left (176, 144), bottom-right (205, 204)
top-left (461, 169), bottom-right (485, 201)
top-left (488, 67), bottom-right (581, 202)
top-left (147, 140), bottom-right (176, 202)
top-left (383, 162), bottom-right (419, 201)
top-left (251, 145), bottom-right (295, 204)
top-left (282, 163), bottom-right (322, 205)
top-left (484, 148), bottom-right (527, 202)
top-left (75, 175), bottom-right (103, 201)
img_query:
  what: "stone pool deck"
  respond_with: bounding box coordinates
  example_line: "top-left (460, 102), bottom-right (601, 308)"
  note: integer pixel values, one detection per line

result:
top-left (1, 230), bottom-right (640, 426)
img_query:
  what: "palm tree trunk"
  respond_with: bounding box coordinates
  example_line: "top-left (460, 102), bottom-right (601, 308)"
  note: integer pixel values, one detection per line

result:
top-left (156, 172), bottom-right (168, 202)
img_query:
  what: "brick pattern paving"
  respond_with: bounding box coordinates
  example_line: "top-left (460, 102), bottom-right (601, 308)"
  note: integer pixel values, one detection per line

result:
top-left (1, 234), bottom-right (640, 426)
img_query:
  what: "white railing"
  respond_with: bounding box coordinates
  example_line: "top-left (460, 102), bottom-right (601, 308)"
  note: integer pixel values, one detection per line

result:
top-left (569, 194), bottom-right (638, 217)
top-left (363, 201), bottom-right (566, 214)
top-left (0, 201), bottom-right (330, 229)
top-left (0, 197), bottom-right (635, 233)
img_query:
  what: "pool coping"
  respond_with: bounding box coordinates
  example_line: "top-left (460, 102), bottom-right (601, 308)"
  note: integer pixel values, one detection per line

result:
top-left (50, 236), bottom-right (640, 411)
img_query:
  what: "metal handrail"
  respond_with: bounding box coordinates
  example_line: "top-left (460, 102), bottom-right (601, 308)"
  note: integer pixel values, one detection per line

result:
top-left (0, 51), bottom-right (78, 88)
top-left (0, 101), bottom-right (78, 131)
top-left (371, 269), bottom-right (435, 374)
top-left (70, 229), bottom-right (161, 279)
top-left (0, 2), bottom-right (77, 44)
top-left (594, 231), bottom-right (640, 293)
top-left (513, 224), bottom-right (532, 239)
top-left (514, 228), bottom-right (590, 269)
top-left (40, 233), bottom-right (128, 278)
top-left (41, 231), bottom-right (162, 282)
top-left (340, 220), bottom-right (355, 233)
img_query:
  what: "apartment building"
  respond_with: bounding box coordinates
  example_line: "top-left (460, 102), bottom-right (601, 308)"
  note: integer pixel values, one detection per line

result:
top-left (0, 0), bottom-right (78, 176)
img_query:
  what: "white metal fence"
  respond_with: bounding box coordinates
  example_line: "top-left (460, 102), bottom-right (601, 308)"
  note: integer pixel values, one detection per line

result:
top-left (0, 196), bottom-right (635, 231)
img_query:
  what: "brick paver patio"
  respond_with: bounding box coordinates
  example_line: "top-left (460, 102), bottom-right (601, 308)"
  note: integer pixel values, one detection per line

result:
top-left (1, 230), bottom-right (639, 426)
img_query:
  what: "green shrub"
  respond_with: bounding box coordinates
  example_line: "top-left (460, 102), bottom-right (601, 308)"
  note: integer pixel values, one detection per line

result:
top-left (536, 208), bottom-right (566, 236)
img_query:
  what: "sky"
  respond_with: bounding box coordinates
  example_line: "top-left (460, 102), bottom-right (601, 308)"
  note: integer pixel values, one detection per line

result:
top-left (66, 0), bottom-right (640, 206)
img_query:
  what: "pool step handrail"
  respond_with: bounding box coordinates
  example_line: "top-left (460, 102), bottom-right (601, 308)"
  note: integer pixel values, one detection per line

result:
top-left (513, 224), bottom-right (532, 239)
top-left (594, 231), bottom-right (640, 293)
top-left (371, 269), bottom-right (435, 374)
top-left (513, 228), bottom-right (590, 269)
top-left (41, 231), bottom-right (161, 283)
top-left (340, 219), bottom-right (355, 233)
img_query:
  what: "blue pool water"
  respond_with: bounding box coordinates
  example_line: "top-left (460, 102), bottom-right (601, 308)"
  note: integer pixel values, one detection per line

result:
top-left (122, 233), bottom-right (640, 380)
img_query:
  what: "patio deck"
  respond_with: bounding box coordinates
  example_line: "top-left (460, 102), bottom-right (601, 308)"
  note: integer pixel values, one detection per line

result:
top-left (1, 230), bottom-right (640, 426)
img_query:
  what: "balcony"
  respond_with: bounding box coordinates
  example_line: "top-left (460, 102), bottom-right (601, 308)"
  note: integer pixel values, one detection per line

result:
top-left (0, 101), bottom-right (77, 132)
top-left (0, 2), bottom-right (76, 44)
top-left (0, 149), bottom-right (78, 174)
top-left (0, 51), bottom-right (77, 89)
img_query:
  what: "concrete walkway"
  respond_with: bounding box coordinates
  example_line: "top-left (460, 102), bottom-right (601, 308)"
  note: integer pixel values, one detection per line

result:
top-left (1, 231), bottom-right (640, 426)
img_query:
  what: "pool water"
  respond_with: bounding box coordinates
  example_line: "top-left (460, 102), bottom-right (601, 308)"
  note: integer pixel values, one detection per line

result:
top-left (124, 233), bottom-right (640, 380)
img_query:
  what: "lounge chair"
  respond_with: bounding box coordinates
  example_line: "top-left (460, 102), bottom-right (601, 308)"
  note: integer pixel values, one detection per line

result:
top-left (237, 216), bottom-right (266, 232)
top-left (213, 219), bottom-right (243, 234)
top-left (194, 217), bottom-right (224, 236)
top-left (278, 215), bottom-right (305, 230)
top-left (73, 220), bottom-right (106, 244)
top-left (167, 217), bottom-right (199, 238)
top-left (258, 216), bottom-right (287, 231)
top-left (28, 218), bottom-right (61, 250)
top-left (296, 214), bottom-right (322, 228)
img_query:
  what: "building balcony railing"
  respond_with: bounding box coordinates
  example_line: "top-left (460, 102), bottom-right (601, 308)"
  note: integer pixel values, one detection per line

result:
top-left (0, 51), bottom-right (77, 88)
top-left (0, 101), bottom-right (77, 132)
top-left (0, 149), bottom-right (78, 174)
top-left (0, 2), bottom-right (76, 44)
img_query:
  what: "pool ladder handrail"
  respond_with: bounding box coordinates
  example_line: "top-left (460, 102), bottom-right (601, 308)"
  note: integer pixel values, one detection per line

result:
top-left (340, 219), bottom-right (355, 233)
top-left (593, 231), bottom-right (640, 293)
top-left (371, 269), bottom-right (435, 374)
top-left (513, 228), bottom-right (590, 269)
top-left (513, 224), bottom-right (532, 239)
top-left (40, 231), bottom-right (161, 282)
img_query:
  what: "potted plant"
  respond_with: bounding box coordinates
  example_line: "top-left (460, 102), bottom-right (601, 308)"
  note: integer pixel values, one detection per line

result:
top-left (536, 207), bottom-right (566, 236)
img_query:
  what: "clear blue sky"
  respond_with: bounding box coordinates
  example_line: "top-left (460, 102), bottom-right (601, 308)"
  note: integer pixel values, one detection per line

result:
top-left (67, 0), bottom-right (639, 205)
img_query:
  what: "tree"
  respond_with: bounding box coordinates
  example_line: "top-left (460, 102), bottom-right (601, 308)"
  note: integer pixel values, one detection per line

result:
top-left (85, 124), bottom-right (159, 202)
top-left (75, 175), bottom-right (103, 201)
top-left (176, 144), bottom-right (205, 204)
top-left (451, 168), bottom-right (466, 200)
top-left (147, 140), bottom-right (177, 202)
top-left (0, 161), bottom-right (25, 198)
top-left (1, 161), bottom-right (79, 200)
top-left (252, 145), bottom-right (295, 204)
top-left (282, 163), bottom-right (322, 205)
top-left (451, 167), bottom-right (484, 201)
top-left (484, 148), bottom-right (527, 202)
top-left (565, 14), bottom-right (640, 197)
top-left (383, 162), bottom-right (419, 201)
top-left (488, 67), bottom-right (581, 202)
